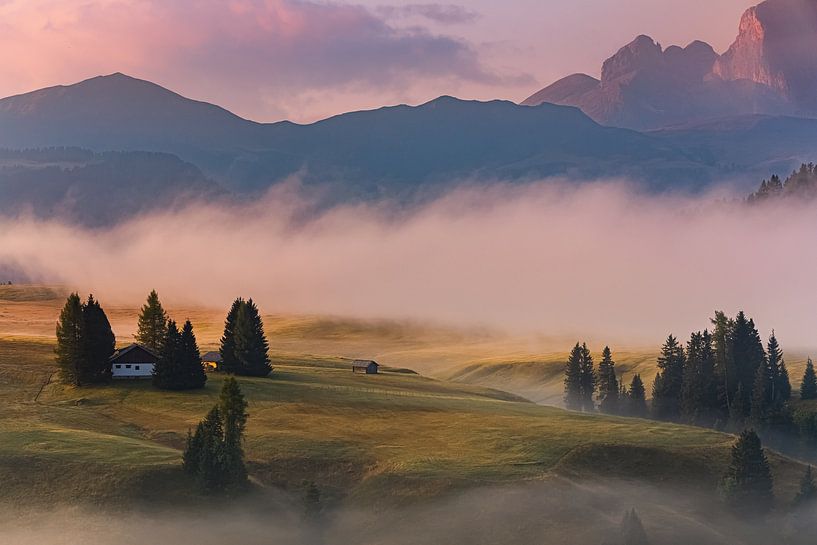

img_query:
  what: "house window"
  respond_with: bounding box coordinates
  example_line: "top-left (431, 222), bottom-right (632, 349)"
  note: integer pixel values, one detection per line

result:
top-left (125, 364), bottom-right (132, 369)
top-left (115, 365), bottom-right (121, 369)
top-left (135, 365), bottom-right (140, 370)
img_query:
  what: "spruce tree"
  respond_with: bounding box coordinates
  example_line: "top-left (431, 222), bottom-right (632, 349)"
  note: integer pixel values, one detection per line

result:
top-left (598, 346), bottom-right (619, 414)
top-left (681, 330), bottom-right (719, 427)
top-left (731, 313), bottom-right (766, 418)
top-left (233, 299), bottom-right (272, 377)
top-left (579, 343), bottom-right (596, 412)
top-left (219, 298), bottom-right (244, 374)
top-left (55, 293), bottom-right (86, 386)
top-left (183, 427), bottom-right (203, 476)
top-left (564, 343), bottom-right (584, 411)
top-left (721, 429), bottom-right (774, 516)
top-left (711, 311), bottom-right (735, 419)
top-left (767, 333), bottom-right (790, 403)
top-left (219, 377), bottom-right (249, 487)
top-left (801, 359), bottom-right (817, 400)
top-left (135, 290), bottom-right (168, 352)
top-left (629, 375), bottom-right (648, 418)
top-left (82, 295), bottom-right (115, 384)
top-left (196, 406), bottom-right (227, 493)
top-left (153, 320), bottom-right (183, 389)
top-left (180, 320), bottom-right (207, 389)
top-left (795, 465), bottom-right (817, 506)
top-left (652, 335), bottom-right (685, 421)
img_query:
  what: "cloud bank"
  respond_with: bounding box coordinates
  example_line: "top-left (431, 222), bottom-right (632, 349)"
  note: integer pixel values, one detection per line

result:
top-left (2, 181), bottom-right (817, 348)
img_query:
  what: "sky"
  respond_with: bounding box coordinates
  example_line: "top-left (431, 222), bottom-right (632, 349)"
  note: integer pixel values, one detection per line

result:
top-left (0, 0), bottom-right (752, 122)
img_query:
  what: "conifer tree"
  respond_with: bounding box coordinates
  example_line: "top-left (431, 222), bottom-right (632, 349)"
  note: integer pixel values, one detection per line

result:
top-left (711, 311), bottom-right (735, 418)
top-left (232, 299), bottom-right (272, 377)
top-left (564, 343), bottom-right (584, 411)
top-left (598, 346), bottom-right (619, 414)
top-left (767, 332), bottom-right (790, 403)
top-left (620, 508), bottom-right (650, 545)
top-left (730, 313), bottom-right (766, 418)
top-left (183, 427), bottom-right (203, 476)
top-left (196, 406), bottom-right (227, 493)
top-left (801, 359), bottom-right (817, 400)
top-left (153, 320), bottom-right (183, 389)
top-left (180, 320), bottom-right (207, 389)
top-left (135, 290), bottom-right (168, 352)
top-left (579, 343), bottom-right (596, 412)
top-left (652, 335), bottom-right (685, 421)
top-left (730, 383), bottom-right (748, 431)
top-left (629, 375), bottom-right (648, 418)
top-left (82, 295), bottom-right (115, 383)
top-left (795, 465), bottom-right (817, 506)
top-left (219, 298), bottom-right (244, 375)
top-left (681, 330), bottom-right (719, 427)
top-left (55, 293), bottom-right (86, 386)
top-left (219, 377), bottom-right (249, 487)
top-left (721, 429), bottom-right (774, 516)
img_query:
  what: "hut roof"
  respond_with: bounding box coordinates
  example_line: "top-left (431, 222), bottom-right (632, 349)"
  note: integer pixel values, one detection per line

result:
top-left (202, 351), bottom-right (223, 363)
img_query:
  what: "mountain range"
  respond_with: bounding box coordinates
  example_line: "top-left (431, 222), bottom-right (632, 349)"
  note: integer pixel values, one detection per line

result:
top-left (523, 0), bottom-right (817, 130)
top-left (2, 0), bottom-right (817, 225)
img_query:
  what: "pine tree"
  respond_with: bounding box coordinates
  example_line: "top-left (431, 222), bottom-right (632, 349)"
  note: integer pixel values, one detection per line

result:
top-left (620, 508), bottom-right (649, 545)
top-left (652, 335), bottom-right (685, 421)
top-left (82, 295), bottom-right (115, 383)
top-left (681, 330), bottom-right (719, 427)
top-left (579, 343), bottom-right (596, 412)
top-left (219, 377), bottom-right (249, 487)
top-left (182, 427), bottom-right (202, 476)
top-left (751, 362), bottom-right (772, 427)
top-left (730, 313), bottom-right (766, 418)
top-left (721, 429), bottom-right (774, 516)
top-left (55, 293), bottom-right (86, 386)
top-left (629, 375), bottom-right (647, 418)
top-left (232, 299), bottom-right (272, 377)
top-left (795, 466), bottom-right (817, 506)
top-left (196, 406), bottom-right (227, 493)
top-left (564, 343), bottom-right (584, 411)
top-left (153, 320), bottom-right (183, 389)
top-left (801, 359), bottom-right (817, 400)
top-left (180, 320), bottom-right (207, 389)
top-left (135, 290), bottom-right (168, 352)
top-left (598, 346), bottom-right (619, 414)
top-left (219, 298), bottom-right (244, 374)
top-left (711, 311), bottom-right (735, 419)
top-left (766, 332), bottom-right (790, 403)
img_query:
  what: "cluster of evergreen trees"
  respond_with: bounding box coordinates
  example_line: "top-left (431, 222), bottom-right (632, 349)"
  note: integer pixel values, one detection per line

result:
top-left (564, 343), bottom-right (647, 417)
top-left (649, 312), bottom-right (794, 434)
top-left (749, 163), bottom-right (817, 202)
top-left (565, 311), bottom-right (813, 438)
top-left (55, 293), bottom-right (115, 386)
top-left (135, 290), bottom-right (207, 390)
top-left (219, 298), bottom-right (272, 377)
top-left (183, 378), bottom-right (248, 493)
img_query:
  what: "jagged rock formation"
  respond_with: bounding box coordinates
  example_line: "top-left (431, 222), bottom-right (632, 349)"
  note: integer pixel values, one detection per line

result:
top-left (524, 0), bottom-right (817, 129)
top-left (714, 0), bottom-right (817, 113)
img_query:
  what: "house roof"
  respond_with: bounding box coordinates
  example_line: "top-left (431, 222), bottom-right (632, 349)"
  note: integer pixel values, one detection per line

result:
top-left (109, 343), bottom-right (159, 362)
top-left (202, 351), bottom-right (222, 363)
top-left (352, 360), bottom-right (379, 367)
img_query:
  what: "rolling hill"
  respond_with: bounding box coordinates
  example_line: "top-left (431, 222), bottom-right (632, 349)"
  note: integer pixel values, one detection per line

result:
top-left (0, 284), bottom-right (814, 544)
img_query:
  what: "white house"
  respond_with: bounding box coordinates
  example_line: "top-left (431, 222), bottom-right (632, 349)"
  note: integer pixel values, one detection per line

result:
top-left (110, 344), bottom-right (159, 379)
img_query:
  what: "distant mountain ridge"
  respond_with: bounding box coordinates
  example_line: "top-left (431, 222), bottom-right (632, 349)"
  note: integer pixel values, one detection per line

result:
top-left (3, 71), bottom-right (817, 225)
top-left (523, 0), bottom-right (817, 130)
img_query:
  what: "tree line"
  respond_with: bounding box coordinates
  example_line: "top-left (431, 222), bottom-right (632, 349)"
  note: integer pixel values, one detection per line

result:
top-left (56, 290), bottom-right (272, 388)
top-left (564, 310), bottom-right (817, 516)
top-left (749, 163), bottom-right (817, 202)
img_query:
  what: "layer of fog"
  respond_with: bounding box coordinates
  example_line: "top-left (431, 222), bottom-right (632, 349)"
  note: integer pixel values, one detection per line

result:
top-left (2, 180), bottom-right (816, 347)
top-left (4, 478), bottom-right (817, 545)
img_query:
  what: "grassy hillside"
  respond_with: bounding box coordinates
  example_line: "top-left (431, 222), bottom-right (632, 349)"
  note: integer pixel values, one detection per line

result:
top-left (0, 284), bottom-right (814, 545)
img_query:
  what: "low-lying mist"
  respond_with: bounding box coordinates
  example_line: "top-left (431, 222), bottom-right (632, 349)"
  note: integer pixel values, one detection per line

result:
top-left (2, 180), bottom-right (816, 346)
top-left (4, 478), bottom-right (817, 545)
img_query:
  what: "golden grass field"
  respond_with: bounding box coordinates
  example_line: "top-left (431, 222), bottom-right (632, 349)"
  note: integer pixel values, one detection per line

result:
top-left (0, 284), bottom-right (815, 545)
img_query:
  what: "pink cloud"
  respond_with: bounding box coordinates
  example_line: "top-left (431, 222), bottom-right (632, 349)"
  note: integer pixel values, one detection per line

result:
top-left (0, 0), bottom-right (524, 121)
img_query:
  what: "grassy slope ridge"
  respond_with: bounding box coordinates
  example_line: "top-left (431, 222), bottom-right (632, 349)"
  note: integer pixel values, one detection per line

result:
top-left (0, 285), bottom-right (808, 513)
